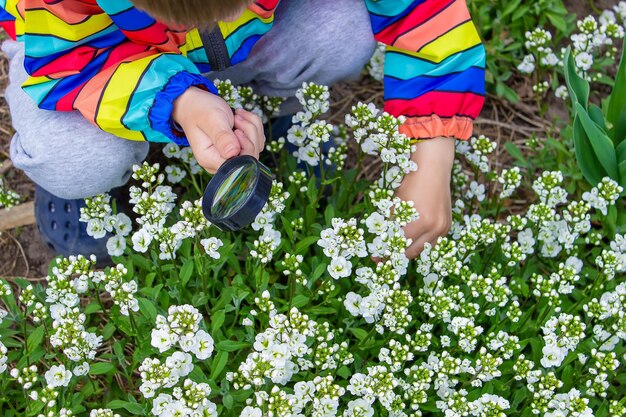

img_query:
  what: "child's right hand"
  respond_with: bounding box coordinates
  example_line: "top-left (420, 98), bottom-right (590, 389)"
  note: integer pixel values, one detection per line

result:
top-left (172, 86), bottom-right (266, 174)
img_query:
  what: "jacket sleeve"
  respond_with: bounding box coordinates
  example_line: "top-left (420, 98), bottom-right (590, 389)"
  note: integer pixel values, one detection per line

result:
top-left (366, 0), bottom-right (486, 140)
top-left (6, 0), bottom-right (217, 145)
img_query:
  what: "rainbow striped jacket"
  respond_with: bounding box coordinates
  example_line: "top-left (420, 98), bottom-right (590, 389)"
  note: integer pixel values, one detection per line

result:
top-left (0, 0), bottom-right (486, 145)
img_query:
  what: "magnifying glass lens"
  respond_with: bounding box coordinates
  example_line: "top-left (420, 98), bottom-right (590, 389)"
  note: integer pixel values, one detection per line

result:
top-left (211, 162), bottom-right (257, 218)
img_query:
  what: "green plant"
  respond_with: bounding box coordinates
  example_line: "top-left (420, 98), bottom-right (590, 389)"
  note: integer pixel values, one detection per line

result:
top-left (470, 0), bottom-right (574, 101)
top-left (564, 37), bottom-right (626, 200)
top-left (0, 81), bottom-right (625, 417)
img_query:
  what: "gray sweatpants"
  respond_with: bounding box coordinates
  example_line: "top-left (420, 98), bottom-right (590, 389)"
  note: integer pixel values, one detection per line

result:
top-left (6, 0), bottom-right (376, 199)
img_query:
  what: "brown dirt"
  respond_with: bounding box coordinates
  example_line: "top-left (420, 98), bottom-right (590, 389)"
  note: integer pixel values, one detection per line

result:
top-left (0, 0), bottom-right (620, 280)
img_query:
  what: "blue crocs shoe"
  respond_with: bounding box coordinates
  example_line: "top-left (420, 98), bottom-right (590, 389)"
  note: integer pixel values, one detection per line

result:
top-left (264, 115), bottom-right (337, 178)
top-left (34, 185), bottom-right (114, 265)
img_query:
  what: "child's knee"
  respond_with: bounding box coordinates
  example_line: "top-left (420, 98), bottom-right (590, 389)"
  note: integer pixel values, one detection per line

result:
top-left (10, 131), bottom-right (149, 200)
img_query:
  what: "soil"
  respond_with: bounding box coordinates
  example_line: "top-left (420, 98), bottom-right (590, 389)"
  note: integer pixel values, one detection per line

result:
top-left (0, 0), bottom-right (622, 279)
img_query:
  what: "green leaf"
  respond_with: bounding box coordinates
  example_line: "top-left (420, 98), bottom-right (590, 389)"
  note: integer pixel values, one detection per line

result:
top-left (349, 328), bottom-right (369, 341)
top-left (107, 400), bottom-right (145, 415)
top-left (179, 258), bottom-right (195, 287)
top-left (210, 350), bottom-right (229, 380)
top-left (588, 104), bottom-right (607, 131)
top-left (619, 160), bottom-right (626, 194)
top-left (84, 302), bottom-right (102, 315)
top-left (575, 103), bottom-right (619, 179)
top-left (608, 37), bottom-right (626, 135)
top-left (306, 306), bottom-right (337, 315)
top-left (295, 236), bottom-right (320, 254)
top-left (291, 295), bottom-right (310, 309)
top-left (131, 254), bottom-right (153, 272)
top-left (504, 142), bottom-right (528, 167)
top-left (89, 362), bottom-right (116, 375)
top-left (26, 325), bottom-right (45, 353)
top-left (613, 106), bottom-right (626, 145)
top-left (223, 394), bottom-right (234, 410)
top-left (572, 117), bottom-right (607, 186)
top-left (137, 297), bottom-right (158, 322)
top-left (102, 322), bottom-right (116, 340)
top-left (564, 48), bottom-right (590, 109)
top-left (217, 340), bottom-right (251, 352)
top-left (211, 309), bottom-right (226, 334)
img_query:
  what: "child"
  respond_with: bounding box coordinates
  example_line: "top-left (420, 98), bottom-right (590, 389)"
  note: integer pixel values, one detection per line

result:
top-left (0, 0), bottom-right (485, 260)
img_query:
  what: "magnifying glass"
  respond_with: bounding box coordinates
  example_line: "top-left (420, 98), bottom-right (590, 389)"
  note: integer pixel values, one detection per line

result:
top-left (201, 155), bottom-right (273, 231)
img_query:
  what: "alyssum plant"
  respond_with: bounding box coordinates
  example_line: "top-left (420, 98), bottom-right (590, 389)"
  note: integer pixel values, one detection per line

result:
top-left (0, 81), bottom-right (625, 417)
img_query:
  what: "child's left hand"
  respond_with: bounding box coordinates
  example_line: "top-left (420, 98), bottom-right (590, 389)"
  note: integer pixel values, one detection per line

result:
top-left (394, 136), bottom-right (456, 260)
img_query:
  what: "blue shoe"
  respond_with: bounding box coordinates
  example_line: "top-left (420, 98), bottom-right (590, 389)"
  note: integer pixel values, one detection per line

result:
top-left (264, 115), bottom-right (337, 178)
top-left (34, 185), bottom-right (115, 265)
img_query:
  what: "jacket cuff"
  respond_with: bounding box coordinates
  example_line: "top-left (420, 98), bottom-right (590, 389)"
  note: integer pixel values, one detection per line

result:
top-left (150, 71), bottom-right (218, 146)
top-left (399, 115), bottom-right (474, 141)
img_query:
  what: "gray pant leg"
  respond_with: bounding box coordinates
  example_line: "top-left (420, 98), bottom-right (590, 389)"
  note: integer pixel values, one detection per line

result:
top-left (4, 40), bottom-right (149, 200)
top-left (208, 0), bottom-right (377, 113)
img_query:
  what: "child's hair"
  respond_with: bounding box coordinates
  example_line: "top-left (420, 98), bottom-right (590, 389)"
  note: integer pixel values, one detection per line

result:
top-left (131, 0), bottom-right (252, 27)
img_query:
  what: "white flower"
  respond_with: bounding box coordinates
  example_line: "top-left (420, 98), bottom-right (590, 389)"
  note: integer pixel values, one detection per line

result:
top-left (518, 54), bottom-right (536, 74)
top-left (240, 406), bottom-right (263, 417)
top-left (73, 362), bottom-right (90, 376)
top-left (541, 344), bottom-right (566, 368)
top-left (191, 330), bottom-right (214, 360)
top-left (45, 364), bottom-right (72, 388)
top-left (200, 237), bottom-right (223, 260)
top-left (364, 212), bottom-right (388, 235)
top-left (0, 342), bottom-right (7, 374)
top-left (163, 143), bottom-right (181, 158)
top-left (86, 219), bottom-right (107, 239)
top-left (555, 85), bottom-right (569, 100)
top-left (344, 398), bottom-right (374, 417)
top-left (575, 52), bottom-right (593, 71)
top-left (132, 229), bottom-right (153, 253)
top-left (114, 213), bottom-right (132, 237)
top-left (344, 292), bottom-right (363, 316)
top-left (106, 235), bottom-right (126, 257)
top-left (166, 351), bottom-right (194, 378)
top-left (165, 165), bottom-right (187, 184)
top-left (328, 256), bottom-right (352, 279)
top-left (151, 328), bottom-right (177, 353)
top-left (152, 393), bottom-right (174, 416)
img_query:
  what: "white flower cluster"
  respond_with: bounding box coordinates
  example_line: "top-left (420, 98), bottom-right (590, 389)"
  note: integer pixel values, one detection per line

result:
top-left (0, 280), bottom-right (11, 328)
top-left (241, 376), bottom-right (346, 417)
top-left (367, 42), bottom-right (386, 81)
top-left (92, 264), bottom-right (139, 316)
top-left (89, 409), bottom-right (120, 417)
top-left (80, 193), bottom-right (132, 257)
top-left (346, 102), bottom-right (417, 189)
top-left (251, 181), bottom-right (289, 264)
top-left (458, 135), bottom-right (497, 174)
top-left (318, 217), bottom-right (367, 279)
top-left (518, 2), bottom-right (626, 96)
top-left (0, 176), bottom-right (20, 209)
top-left (498, 167), bottom-right (522, 198)
top-left (142, 306), bottom-right (217, 415)
top-left (229, 307), bottom-right (353, 393)
top-left (49, 304), bottom-right (102, 368)
top-left (163, 142), bottom-right (202, 178)
top-left (0, 341), bottom-right (7, 374)
top-left (151, 379), bottom-right (217, 417)
top-left (214, 79), bottom-right (283, 123)
top-left (150, 305), bottom-right (215, 359)
top-left (541, 313), bottom-right (586, 368)
top-left (43, 256), bottom-right (101, 366)
top-left (10, 365), bottom-right (38, 390)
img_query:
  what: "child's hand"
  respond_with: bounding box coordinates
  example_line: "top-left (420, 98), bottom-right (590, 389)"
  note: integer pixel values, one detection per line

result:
top-left (395, 136), bottom-right (456, 260)
top-left (172, 87), bottom-right (265, 173)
